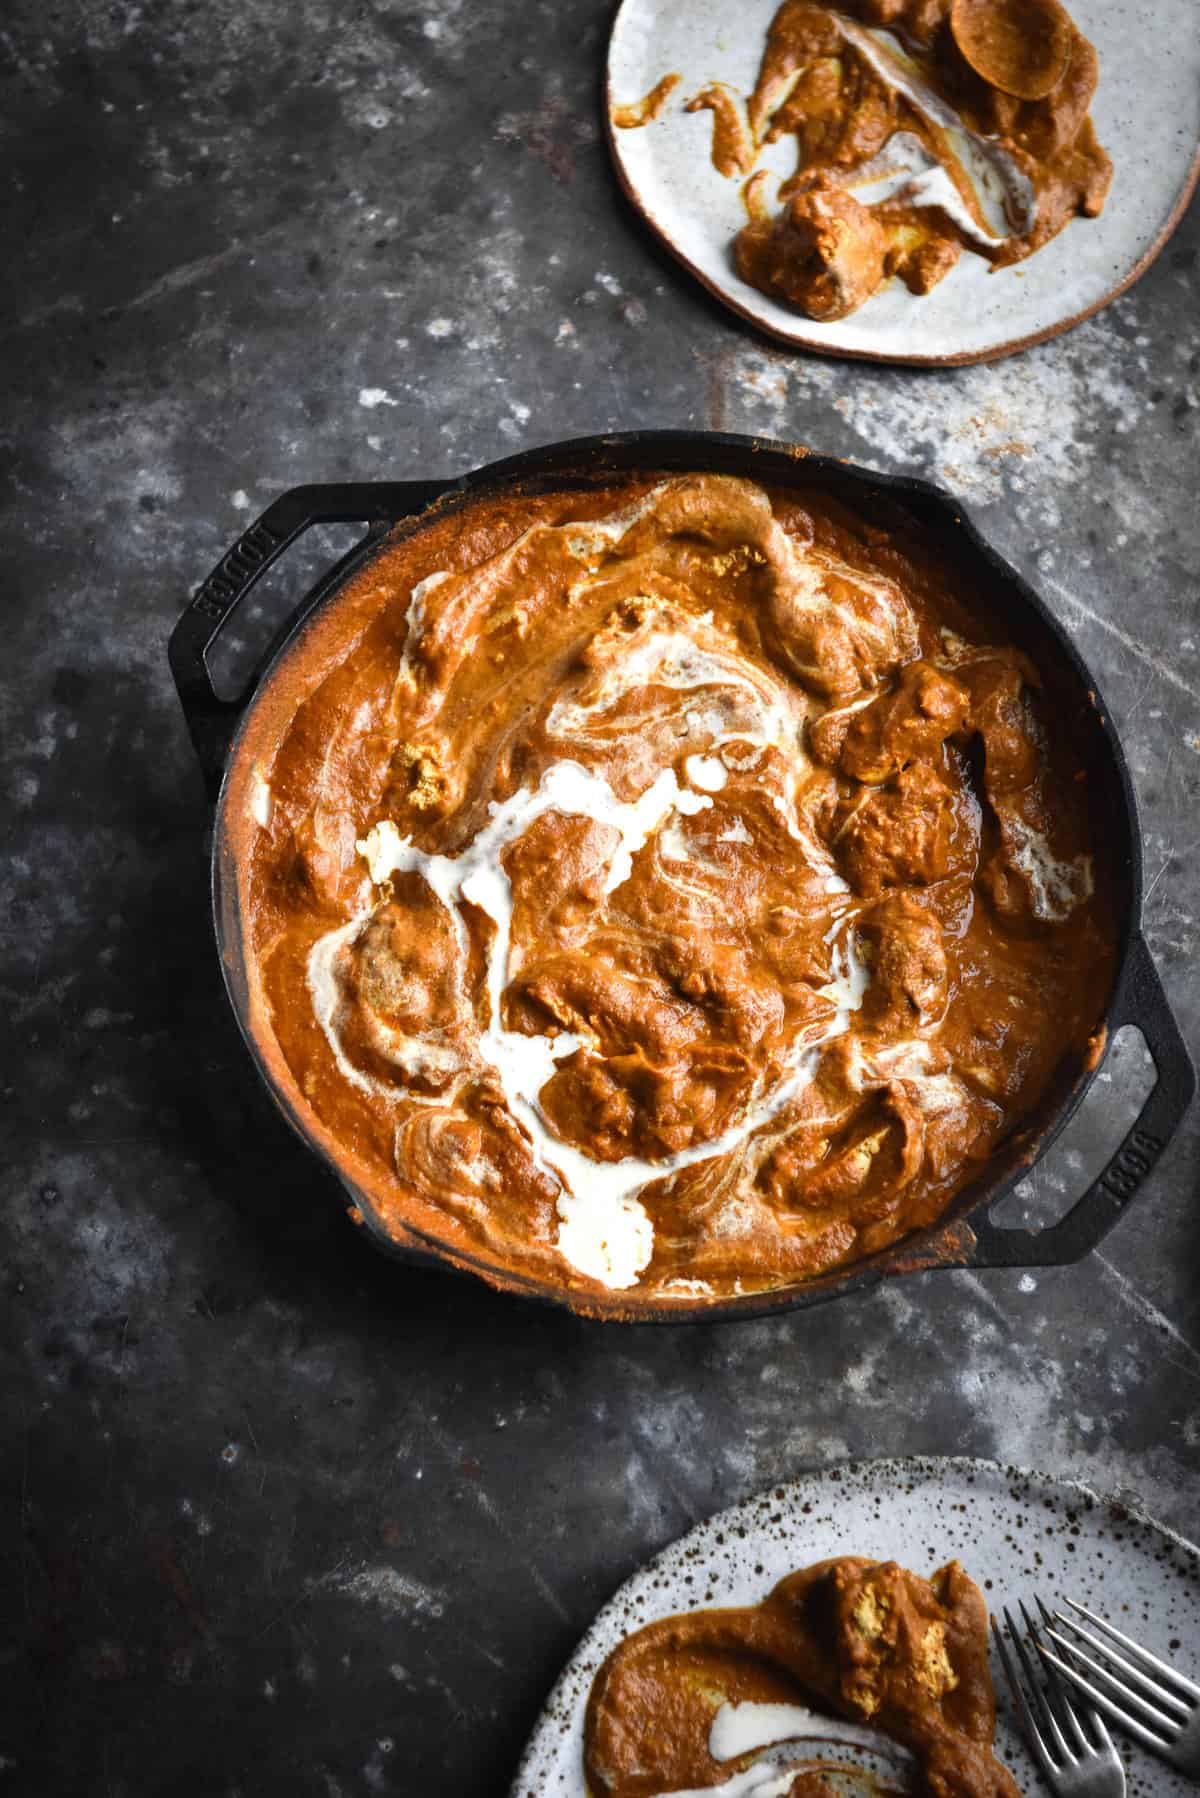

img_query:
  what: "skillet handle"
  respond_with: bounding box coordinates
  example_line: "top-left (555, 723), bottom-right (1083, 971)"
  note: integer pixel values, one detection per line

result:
top-left (969, 934), bottom-right (1195, 1268)
top-left (169, 480), bottom-right (452, 797)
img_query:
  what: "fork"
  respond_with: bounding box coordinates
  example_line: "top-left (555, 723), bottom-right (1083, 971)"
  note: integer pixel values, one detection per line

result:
top-left (993, 1600), bottom-right (1126, 1796)
top-left (1037, 1595), bottom-right (1200, 1780)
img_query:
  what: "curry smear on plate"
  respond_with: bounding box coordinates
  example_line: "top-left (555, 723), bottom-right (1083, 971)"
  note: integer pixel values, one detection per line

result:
top-left (615, 0), bottom-right (1111, 320)
top-left (229, 473), bottom-right (1115, 1308)
top-left (584, 1556), bottom-right (1020, 1797)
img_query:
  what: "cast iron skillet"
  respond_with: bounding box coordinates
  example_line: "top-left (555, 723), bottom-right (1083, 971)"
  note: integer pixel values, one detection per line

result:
top-left (169, 430), bottom-right (1194, 1322)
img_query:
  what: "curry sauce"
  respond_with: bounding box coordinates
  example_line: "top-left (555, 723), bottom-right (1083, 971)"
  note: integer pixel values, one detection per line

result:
top-left (229, 473), bottom-right (1115, 1307)
top-left (584, 1556), bottom-right (1020, 1796)
top-left (618, 0), bottom-right (1112, 321)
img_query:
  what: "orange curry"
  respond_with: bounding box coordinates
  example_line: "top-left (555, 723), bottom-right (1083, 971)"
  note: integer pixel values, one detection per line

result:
top-left (584, 1556), bottom-right (1020, 1796)
top-left (229, 473), bottom-right (1114, 1308)
top-left (619, 0), bottom-right (1111, 321)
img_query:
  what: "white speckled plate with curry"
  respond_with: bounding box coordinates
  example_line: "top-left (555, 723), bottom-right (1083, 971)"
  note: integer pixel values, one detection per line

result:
top-left (511, 1456), bottom-right (1200, 1796)
top-left (605, 0), bottom-right (1200, 364)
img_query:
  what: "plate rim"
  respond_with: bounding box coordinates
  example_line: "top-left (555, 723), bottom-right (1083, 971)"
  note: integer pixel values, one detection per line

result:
top-left (604, 0), bottom-right (1200, 367)
top-left (509, 1451), bottom-right (1200, 1794)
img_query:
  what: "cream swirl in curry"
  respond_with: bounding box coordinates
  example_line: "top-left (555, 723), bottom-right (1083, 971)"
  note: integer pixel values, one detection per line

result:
top-left (232, 473), bottom-right (1114, 1307)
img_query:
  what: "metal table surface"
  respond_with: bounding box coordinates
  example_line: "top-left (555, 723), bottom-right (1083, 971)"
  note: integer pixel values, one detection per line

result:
top-left (2, 3), bottom-right (1198, 1793)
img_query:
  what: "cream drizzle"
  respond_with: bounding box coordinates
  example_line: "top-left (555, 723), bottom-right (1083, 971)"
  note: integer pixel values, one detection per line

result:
top-left (397, 568), bottom-right (451, 686)
top-left (848, 131), bottom-right (1004, 250)
top-left (320, 758), bottom-right (869, 1290)
top-left (709, 1700), bottom-right (914, 1764)
top-left (650, 1767), bottom-right (797, 1798)
top-left (646, 1699), bottom-right (915, 1798)
top-left (306, 918), bottom-right (470, 1103)
top-left (686, 752), bottom-right (729, 791)
top-left (545, 622), bottom-right (803, 759)
top-left (248, 768), bottom-right (273, 829)
top-left (835, 19), bottom-right (1037, 239)
top-left (820, 927), bottom-right (869, 1015)
top-left (1003, 817), bottom-right (1093, 921)
top-left (750, 19), bottom-right (1038, 252)
top-left (309, 918), bottom-right (395, 1102)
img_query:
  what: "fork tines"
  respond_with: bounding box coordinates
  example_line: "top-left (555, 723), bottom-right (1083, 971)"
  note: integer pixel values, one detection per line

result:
top-left (1037, 1594), bottom-right (1200, 1772)
top-left (992, 1600), bottom-right (1125, 1795)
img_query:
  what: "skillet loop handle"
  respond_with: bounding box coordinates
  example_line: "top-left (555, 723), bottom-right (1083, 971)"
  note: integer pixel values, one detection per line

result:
top-left (168, 480), bottom-right (452, 798)
top-left (970, 934), bottom-right (1195, 1268)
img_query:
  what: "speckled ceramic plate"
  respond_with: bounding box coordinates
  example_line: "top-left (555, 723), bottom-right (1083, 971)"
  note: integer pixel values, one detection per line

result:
top-left (511, 1456), bottom-right (1200, 1796)
top-left (605, 0), bottom-right (1200, 364)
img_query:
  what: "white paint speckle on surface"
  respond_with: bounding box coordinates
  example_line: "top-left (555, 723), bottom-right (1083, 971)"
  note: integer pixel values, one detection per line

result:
top-left (725, 311), bottom-right (1150, 507)
top-left (313, 1564), bottom-right (446, 1619)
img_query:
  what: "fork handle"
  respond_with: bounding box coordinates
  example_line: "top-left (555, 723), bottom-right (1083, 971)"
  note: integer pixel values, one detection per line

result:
top-left (969, 933), bottom-right (1195, 1267)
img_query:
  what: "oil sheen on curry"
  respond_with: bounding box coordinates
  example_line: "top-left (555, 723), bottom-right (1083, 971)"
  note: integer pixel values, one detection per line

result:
top-left (617, 0), bottom-right (1111, 320)
top-left (231, 473), bottom-right (1114, 1306)
top-left (584, 1556), bottom-right (1019, 1796)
